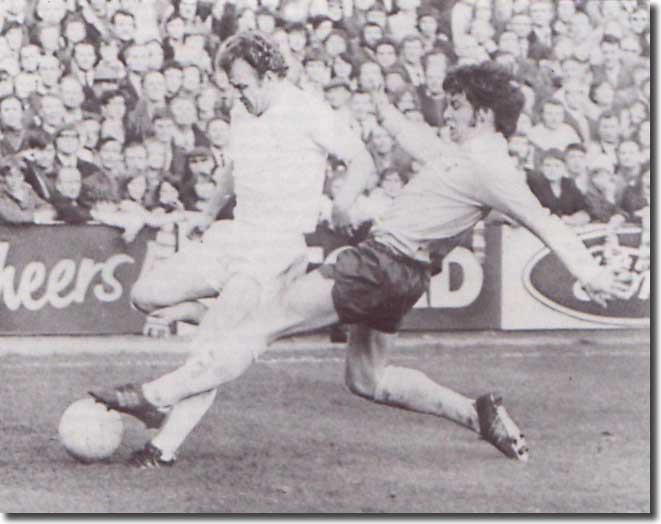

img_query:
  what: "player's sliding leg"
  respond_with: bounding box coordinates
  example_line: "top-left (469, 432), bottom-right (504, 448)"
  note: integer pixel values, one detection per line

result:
top-left (344, 324), bottom-right (479, 431)
top-left (344, 324), bottom-right (528, 461)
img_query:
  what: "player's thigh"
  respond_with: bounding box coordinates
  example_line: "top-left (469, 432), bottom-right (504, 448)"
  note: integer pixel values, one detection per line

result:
top-left (132, 246), bottom-right (221, 309)
top-left (344, 325), bottom-right (395, 394)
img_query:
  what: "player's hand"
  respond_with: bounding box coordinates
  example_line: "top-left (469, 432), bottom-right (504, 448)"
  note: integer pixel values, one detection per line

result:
top-left (583, 267), bottom-right (634, 307)
top-left (331, 204), bottom-right (354, 237)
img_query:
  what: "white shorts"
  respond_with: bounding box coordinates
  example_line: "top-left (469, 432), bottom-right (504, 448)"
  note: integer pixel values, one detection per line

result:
top-left (177, 220), bottom-right (309, 296)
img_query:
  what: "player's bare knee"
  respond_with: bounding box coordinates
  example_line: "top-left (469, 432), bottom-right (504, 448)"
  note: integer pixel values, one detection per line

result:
top-left (130, 279), bottom-right (160, 314)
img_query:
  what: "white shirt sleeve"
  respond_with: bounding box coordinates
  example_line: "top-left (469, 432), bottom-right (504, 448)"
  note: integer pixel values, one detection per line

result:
top-left (308, 100), bottom-right (366, 163)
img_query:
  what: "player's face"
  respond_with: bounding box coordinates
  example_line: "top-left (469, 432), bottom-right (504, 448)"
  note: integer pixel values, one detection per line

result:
top-left (444, 92), bottom-right (476, 143)
top-left (229, 59), bottom-right (272, 116)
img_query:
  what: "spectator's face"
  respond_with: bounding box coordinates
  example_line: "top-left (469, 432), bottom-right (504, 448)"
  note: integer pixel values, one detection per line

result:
top-left (103, 95), bottom-right (126, 120)
top-left (35, 144), bottom-right (56, 168)
top-left (371, 126), bottom-right (393, 154)
top-left (180, 0), bottom-right (198, 20)
top-left (56, 129), bottom-right (81, 155)
top-left (171, 98), bottom-right (197, 126)
top-left (101, 118), bottom-right (125, 143)
top-left (601, 1), bottom-right (621, 20)
top-left (594, 83), bottom-right (614, 108)
top-left (82, 119), bottom-right (101, 148)
top-left (125, 146), bottom-right (147, 172)
top-left (238, 10), bottom-right (256, 31)
top-left (385, 72), bottom-right (405, 94)
top-left (375, 44), bottom-right (397, 68)
top-left (381, 172), bottom-right (403, 198)
top-left (591, 169), bottom-right (614, 193)
top-left (402, 39), bottom-right (423, 63)
top-left (0, 73), bottom-right (13, 98)
top-left (542, 103), bottom-right (564, 130)
top-left (327, 0), bottom-right (343, 21)
top-left (366, 9), bottom-right (386, 28)
top-left (333, 56), bottom-right (352, 78)
top-left (164, 68), bottom-right (183, 96)
top-left (471, 20), bottom-right (494, 44)
top-left (618, 141), bottom-right (640, 169)
top-left (100, 140), bottom-right (123, 169)
top-left (305, 60), bottom-right (329, 85)
top-left (126, 45), bottom-right (149, 73)
top-left (56, 167), bottom-right (82, 199)
top-left (599, 117), bottom-right (619, 144)
top-left (159, 181), bottom-right (179, 205)
top-left (418, 15), bottom-right (438, 37)
top-left (620, 37), bottom-right (641, 64)
top-left (197, 88), bottom-right (218, 113)
top-left (5, 27), bottom-right (23, 51)
top-left (516, 112), bottom-right (532, 134)
top-left (425, 67), bottom-right (444, 95)
top-left (0, 98), bottom-right (22, 129)
top-left (146, 42), bottom-right (164, 71)
top-left (363, 25), bottom-right (383, 48)
top-left (359, 63), bottom-right (383, 92)
top-left (14, 73), bottom-right (39, 99)
top-left (630, 10), bottom-right (648, 35)
top-left (39, 25), bottom-right (61, 53)
top-left (19, 45), bottom-right (40, 73)
top-left (65, 19), bottom-right (86, 44)
top-left (288, 30), bottom-right (307, 52)
top-left (601, 42), bottom-right (621, 68)
top-left (194, 173), bottom-right (216, 200)
top-left (154, 117), bottom-right (176, 143)
top-left (60, 78), bottom-right (85, 109)
top-left (36, 0), bottom-right (68, 25)
top-left (208, 119), bottom-right (230, 146)
top-left (166, 17), bottom-right (185, 39)
top-left (189, 155), bottom-right (214, 176)
top-left (144, 72), bottom-right (167, 101)
top-left (542, 157), bottom-right (565, 182)
top-left (127, 175), bottom-right (147, 201)
top-left (508, 135), bottom-right (529, 160)
top-left (38, 56), bottom-right (62, 87)
top-left (182, 66), bottom-right (201, 94)
top-left (564, 82), bottom-right (586, 110)
top-left (325, 85), bottom-right (351, 109)
top-left (629, 102), bottom-right (648, 126)
top-left (257, 13), bottom-right (276, 34)
top-left (113, 13), bottom-right (136, 42)
top-left (325, 34), bottom-right (347, 57)
top-left (557, 0), bottom-right (575, 22)
top-left (3, 165), bottom-right (24, 194)
top-left (395, 0), bottom-right (419, 11)
top-left (570, 14), bottom-right (591, 40)
top-left (498, 31), bottom-right (520, 56)
top-left (565, 149), bottom-right (587, 175)
top-left (510, 15), bottom-right (531, 38)
top-left (40, 96), bottom-right (65, 126)
top-left (73, 43), bottom-right (96, 71)
top-left (351, 93), bottom-right (374, 121)
top-left (443, 92), bottom-right (476, 143)
top-left (529, 1), bottom-right (553, 26)
top-left (146, 141), bottom-right (166, 169)
top-left (396, 90), bottom-right (416, 112)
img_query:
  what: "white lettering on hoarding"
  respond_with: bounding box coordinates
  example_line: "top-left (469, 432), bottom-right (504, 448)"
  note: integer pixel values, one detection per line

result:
top-left (0, 242), bottom-right (134, 311)
top-left (415, 247), bottom-right (484, 309)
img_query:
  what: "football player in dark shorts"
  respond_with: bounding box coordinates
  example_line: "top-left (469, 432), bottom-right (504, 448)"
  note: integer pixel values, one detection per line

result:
top-left (92, 62), bottom-right (631, 468)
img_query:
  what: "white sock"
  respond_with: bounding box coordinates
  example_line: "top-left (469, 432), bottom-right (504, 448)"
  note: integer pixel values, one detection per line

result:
top-left (151, 389), bottom-right (218, 461)
top-left (374, 365), bottom-right (479, 432)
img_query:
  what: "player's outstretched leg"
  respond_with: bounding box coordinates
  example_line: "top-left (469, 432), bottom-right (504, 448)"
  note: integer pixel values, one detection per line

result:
top-left (344, 324), bottom-right (529, 461)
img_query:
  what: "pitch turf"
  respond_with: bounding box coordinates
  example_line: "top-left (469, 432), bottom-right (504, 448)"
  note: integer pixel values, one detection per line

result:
top-left (0, 331), bottom-right (650, 513)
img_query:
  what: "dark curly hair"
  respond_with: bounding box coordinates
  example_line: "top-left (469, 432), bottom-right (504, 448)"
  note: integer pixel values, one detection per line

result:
top-left (215, 31), bottom-right (288, 79)
top-left (442, 62), bottom-right (525, 138)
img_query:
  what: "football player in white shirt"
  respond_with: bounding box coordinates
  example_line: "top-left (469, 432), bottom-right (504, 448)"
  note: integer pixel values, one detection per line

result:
top-left (92, 62), bottom-right (630, 467)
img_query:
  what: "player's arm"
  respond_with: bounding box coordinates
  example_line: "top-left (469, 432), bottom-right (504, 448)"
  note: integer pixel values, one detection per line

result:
top-left (372, 91), bottom-right (445, 165)
top-left (310, 104), bottom-right (375, 231)
top-left (479, 157), bottom-right (631, 304)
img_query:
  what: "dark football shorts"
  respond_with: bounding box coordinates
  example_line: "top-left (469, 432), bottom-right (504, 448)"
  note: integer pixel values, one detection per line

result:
top-left (319, 239), bottom-right (430, 334)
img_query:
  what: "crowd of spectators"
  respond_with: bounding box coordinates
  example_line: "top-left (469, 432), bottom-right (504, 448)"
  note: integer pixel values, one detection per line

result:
top-left (0, 0), bottom-right (650, 248)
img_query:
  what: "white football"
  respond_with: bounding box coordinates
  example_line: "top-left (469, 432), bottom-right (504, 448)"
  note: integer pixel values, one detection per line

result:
top-left (58, 398), bottom-right (124, 463)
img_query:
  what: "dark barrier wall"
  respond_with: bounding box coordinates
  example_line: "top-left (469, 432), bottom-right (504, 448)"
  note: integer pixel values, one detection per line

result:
top-left (0, 224), bottom-right (155, 335)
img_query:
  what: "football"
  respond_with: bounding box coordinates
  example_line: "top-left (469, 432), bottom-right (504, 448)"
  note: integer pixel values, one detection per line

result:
top-left (58, 398), bottom-right (124, 463)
